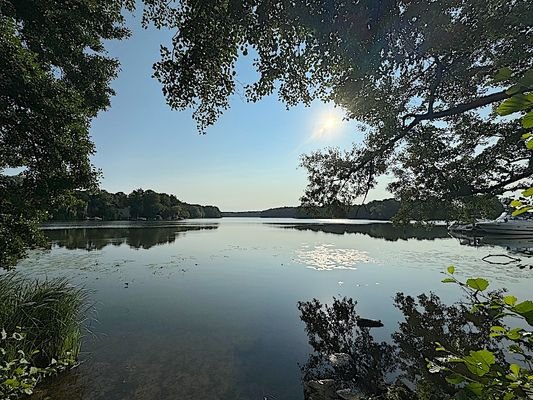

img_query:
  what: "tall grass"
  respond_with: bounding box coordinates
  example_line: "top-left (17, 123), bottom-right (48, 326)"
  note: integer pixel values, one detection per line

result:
top-left (0, 273), bottom-right (88, 367)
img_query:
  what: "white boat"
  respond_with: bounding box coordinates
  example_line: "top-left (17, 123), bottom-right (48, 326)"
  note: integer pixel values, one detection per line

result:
top-left (475, 212), bottom-right (533, 235)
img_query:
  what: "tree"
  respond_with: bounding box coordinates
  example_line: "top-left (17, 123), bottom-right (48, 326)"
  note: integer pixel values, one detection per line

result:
top-left (142, 0), bottom-right (533, 220)
top-left (0, 0), bottom-right (134, 268)
top-left (128, 189), bottom-right (145, 219)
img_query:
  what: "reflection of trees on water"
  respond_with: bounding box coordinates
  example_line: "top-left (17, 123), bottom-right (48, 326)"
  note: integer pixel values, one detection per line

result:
top-left (45, 226), bottom-right (218, 251)
top-left (277, 223), bottom-right (449, 241)
top-left (299, 292), bottom-right (506, 399)
top-left (298, 298), bottom-right (395, 398)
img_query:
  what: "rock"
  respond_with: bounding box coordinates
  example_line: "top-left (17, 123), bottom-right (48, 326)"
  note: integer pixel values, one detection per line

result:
top-left (356, 318), bottom-right (384, 328)
top-left (328, 353), bottom-right (353, 367)
top-left (304, 379), bottom-right (337, 400)
top-left (336, 389), bottom-right (365, 400)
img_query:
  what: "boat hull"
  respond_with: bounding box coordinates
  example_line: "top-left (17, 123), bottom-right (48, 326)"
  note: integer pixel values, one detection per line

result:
top-left (476, 223), bottom-right (533, 235)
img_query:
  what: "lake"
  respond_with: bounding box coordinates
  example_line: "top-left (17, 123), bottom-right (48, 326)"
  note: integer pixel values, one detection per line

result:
top-left (15, 218), bottom-right (533, 400)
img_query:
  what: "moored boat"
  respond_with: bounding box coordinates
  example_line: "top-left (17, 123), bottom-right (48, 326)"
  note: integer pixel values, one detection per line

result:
top-left (451, 212), bottom-right (533, 235)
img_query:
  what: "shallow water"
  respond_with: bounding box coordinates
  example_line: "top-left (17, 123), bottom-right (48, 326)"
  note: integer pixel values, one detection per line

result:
top-left (13, 218), bottom-right (533, 400)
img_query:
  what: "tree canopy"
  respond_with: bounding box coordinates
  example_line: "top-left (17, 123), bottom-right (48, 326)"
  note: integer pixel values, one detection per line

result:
top-left (142, 0), bottom-right (533, 220)
top-left (0, 0), bottom-right (134, 268)
top-left (50, 189), bottom-right (222, 221)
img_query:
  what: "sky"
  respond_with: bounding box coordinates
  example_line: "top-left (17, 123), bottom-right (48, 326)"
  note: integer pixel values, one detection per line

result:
top-left (90, 11), bottom-right (392, 211)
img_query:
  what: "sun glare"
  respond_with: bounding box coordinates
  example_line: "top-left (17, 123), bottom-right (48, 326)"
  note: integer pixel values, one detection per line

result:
top-left (322, 115), bottom-right (339, 131)
top-left (312, 112), bottom-right (342, 140)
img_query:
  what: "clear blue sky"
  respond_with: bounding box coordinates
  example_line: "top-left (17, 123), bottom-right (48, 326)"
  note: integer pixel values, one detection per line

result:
top-left (90, 11), bottom-right (391, 211)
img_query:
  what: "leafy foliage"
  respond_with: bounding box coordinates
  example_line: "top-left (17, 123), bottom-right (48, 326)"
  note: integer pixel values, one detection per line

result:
top-left (430, 270), bottom-right (533, 399)
top-left (497, 72), bottom-right (533, 218)
top-left (0, 0), bottom-right (134, 268)
top-left (0, 274), bottom-right (88, 399)
top-left (142, 0), bottom-right (533, 220)
top-left (0, 328), bottom-right (75, 400)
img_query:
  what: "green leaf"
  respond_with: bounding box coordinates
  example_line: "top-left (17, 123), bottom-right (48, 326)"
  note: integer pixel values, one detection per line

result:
top-left (464, 349), bottom-right (495, 377)
top-left (442, 278), bottom-right (456, 283)
top-left (510, 199), bottom-right (523, 208)
top-left (490, 326), bottom-right (506, 332)
top-left (466, 278), bottom-right (489, 291)
top-left (512, 301), bottom-right (533, 326)
top-left (519, 69), bottom-right (533, 87)
top-left (512, 206), bottom-right (533, 217)
top-left (522, 133), bottom-right (533, 140)
top-left (506, 328), bottom-right (523, 340)
top-left (447, 265), bottom-right (455, 274)
top-left (527, 140), bottom-right (533, 150)
top-left (510, 364), bottom-right (520, 376)
top-left (504, 392), bottom-right (515, 400)
top-left (445, 373), bottom-right (465, 384)
top-left (522, 187), bottom-right (533, 197)
top-left (506, 85), bottom-right (522, 96)
top-left (466, 382), bottom-right (483, 396)
top-left (497, 93), bottom-right (533, 116)
top-left (523, 111), bottom-right (533, 128)
top-left (3, 378), bottom-right (20, 388)
top-left (514, 301), bottom-right (533, 313)
top-left (493, 67), bottom-right (512, 82)
top-left (504, 296), bottom-right (518, 306)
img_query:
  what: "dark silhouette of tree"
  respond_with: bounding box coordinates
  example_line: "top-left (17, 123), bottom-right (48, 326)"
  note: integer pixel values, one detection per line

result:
top-left (142, 0), bottom-right (532, 220)
top-left (0, 0), bottom-right (134, 268)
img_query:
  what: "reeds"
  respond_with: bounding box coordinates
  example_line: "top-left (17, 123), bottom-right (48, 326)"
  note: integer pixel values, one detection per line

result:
top-left (0, 273), bottom-right (88, 367)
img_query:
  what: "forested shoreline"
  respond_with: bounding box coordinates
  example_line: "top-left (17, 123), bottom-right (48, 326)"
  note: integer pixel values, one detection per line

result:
top-left (223, 198), bottom-right (504, 221)
top-left (55, 194), bottom-right (503, 222)
top-left (50, 189), bottom-right (222, 221)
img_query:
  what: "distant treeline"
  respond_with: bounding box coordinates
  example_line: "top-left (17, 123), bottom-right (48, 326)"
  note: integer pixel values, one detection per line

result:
top-left (50, 189), bottom-right (221, 221)
top-left (222, 197), bottom-right (504, 221)
top-left (222, 199), bottom-right (401, 220)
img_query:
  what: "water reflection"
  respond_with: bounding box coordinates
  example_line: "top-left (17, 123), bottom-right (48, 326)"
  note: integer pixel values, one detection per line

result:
top-left (44, 225), bottom-right (218, 251)
top-left (299, 292), bottom-right (507, 400)
top-left (295, 244), bottom-right (372, 271)
top-left (450, 232), bottom-right (533, 269)
top-left (276, 222), bottom-right (448, 241)
top-left (298, 298), bottom-right (395, 399)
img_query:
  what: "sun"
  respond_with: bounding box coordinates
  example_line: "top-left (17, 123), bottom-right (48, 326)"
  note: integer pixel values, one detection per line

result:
top-left (322, 115), bottom-right (339, 131)
top-left (310, 109), bottom-right (344, 141)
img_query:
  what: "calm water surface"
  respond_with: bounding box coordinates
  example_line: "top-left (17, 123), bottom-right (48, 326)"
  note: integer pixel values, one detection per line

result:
top-left (15, 218), bottom-right (533, 400)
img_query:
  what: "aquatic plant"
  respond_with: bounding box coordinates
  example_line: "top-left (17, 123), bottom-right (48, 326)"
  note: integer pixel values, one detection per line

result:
top-left (0, 272), bottom-right (87, 366)
top-left (0, 327), bottom-right (74, 400)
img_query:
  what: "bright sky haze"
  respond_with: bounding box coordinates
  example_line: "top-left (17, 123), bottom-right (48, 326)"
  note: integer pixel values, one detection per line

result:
top-left (90, 12), bottom-right (391, 211)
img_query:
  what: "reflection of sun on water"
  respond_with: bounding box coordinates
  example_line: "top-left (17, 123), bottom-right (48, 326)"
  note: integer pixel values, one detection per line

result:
top-left (295, 244), bottom-right (372, 271)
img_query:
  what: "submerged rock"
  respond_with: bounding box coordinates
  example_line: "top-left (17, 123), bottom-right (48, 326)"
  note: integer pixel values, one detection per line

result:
top-left (304, 379), bottom-right (337, 400)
